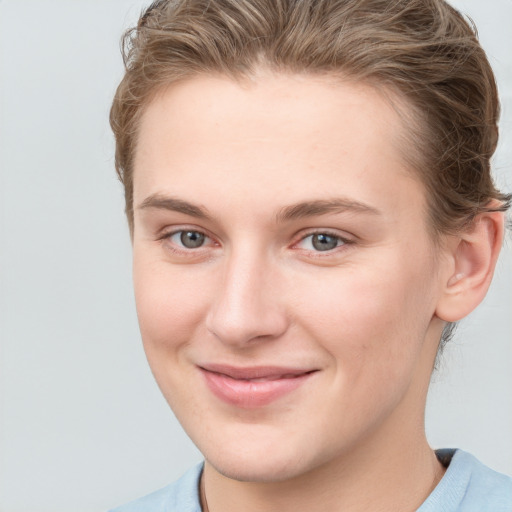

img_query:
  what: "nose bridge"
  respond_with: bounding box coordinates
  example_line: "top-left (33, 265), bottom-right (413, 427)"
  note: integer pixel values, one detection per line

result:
top-left (206, 243), bottom-right (287, 346)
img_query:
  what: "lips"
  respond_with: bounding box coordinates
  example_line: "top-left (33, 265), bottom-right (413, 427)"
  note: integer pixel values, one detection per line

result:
top-left (199, 364), bottom-right (317, 408)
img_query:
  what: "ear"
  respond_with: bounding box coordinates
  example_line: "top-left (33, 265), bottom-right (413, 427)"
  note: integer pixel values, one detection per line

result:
top-left (435, 209), bottom-right (505, 323)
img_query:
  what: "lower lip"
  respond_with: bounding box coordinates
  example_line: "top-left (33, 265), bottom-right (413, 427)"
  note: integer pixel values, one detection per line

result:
top-left (200, 369), bottom-right (314, 408)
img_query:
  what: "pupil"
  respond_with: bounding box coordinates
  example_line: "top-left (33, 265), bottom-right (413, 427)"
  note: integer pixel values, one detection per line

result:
top-left (312, 234), bottom-right (338, 251)
top-left (180, 231), bottom-right (205, 248)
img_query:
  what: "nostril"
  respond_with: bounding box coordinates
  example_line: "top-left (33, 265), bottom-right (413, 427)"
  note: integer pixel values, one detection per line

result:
top-left (205, 302), bottom-right (288, 347)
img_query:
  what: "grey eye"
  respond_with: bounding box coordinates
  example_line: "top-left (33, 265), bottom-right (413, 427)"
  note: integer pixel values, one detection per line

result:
top-left (178, 230), bottom-right (206, 248)
top-left (311, 233), bottom-right (340, 251)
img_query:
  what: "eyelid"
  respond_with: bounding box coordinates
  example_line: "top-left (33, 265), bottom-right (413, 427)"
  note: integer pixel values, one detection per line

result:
top-left (158, 224), bottom-right (213, 240)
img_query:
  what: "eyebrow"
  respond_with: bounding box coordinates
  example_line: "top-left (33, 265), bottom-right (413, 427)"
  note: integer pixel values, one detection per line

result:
top-left (137, 194), bottom-right (380, 222)
top-left (138, 194), bottom-right (212, 220)
top-left (276, 198), bottom-right (381, 222)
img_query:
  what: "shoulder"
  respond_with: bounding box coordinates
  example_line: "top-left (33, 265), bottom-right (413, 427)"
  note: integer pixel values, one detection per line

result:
top-left (419, 449), bottom-right (512, 512)
top-left (456, 451), bottom-right (512, 509)
top-left (108, 462), bottom-right (204, 512)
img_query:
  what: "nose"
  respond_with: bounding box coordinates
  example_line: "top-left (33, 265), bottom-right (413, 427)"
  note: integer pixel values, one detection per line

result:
top-left (205, 248), bottom-right (289, 347)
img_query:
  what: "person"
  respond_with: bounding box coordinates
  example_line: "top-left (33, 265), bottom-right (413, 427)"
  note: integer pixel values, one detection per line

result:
top-left (108, 0), bottom-right (512, 510)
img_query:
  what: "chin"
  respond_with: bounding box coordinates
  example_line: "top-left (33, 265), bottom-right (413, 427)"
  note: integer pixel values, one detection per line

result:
top-left (206, 452), bottom-right (309, 483)
top-left (197, 425), bottom-right (325, 483)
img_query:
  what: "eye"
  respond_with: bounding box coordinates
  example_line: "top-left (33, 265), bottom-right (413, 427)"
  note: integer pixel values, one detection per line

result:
top-left (169, 230), bottom-right (208, 249)
top-left (296, 232), bottom-right (347, 252)
top-left (157, 227), bottom-right (219, 261)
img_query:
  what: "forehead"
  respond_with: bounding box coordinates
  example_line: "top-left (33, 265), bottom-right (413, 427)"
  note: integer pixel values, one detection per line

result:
top-left (136, 72), bottom-right (406, 162)
top-left (133, 72), bottom-right (426, 227)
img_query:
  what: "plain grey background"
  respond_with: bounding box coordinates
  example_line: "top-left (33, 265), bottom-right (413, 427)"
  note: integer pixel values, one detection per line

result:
top-left (0, 1), bottom-right (510, 511)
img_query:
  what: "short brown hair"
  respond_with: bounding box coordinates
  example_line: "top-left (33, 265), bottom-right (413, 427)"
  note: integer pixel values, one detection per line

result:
top-left (110, 0), bottom-right (511, 235)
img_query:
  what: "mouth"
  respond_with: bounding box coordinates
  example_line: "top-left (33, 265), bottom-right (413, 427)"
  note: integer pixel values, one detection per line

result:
top-left (198, 364), bottom-right (318, 408)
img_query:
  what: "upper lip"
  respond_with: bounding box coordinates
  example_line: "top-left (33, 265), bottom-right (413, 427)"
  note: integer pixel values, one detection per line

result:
top-left (199, 364), bottom-right (318, 380)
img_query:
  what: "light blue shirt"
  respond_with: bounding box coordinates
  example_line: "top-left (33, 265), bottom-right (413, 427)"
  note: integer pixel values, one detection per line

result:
top-left (109, 450), bottom-right (512, 511)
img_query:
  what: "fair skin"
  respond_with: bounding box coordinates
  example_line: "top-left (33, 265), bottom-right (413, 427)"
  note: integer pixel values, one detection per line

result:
top-left (131, 71), bottom-right (504, 512)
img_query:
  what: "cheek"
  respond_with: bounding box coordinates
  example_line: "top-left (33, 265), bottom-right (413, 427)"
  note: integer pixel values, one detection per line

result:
top-left (132, 256), bottom-right (214, 415)
top-left (293, 255), bottom-right (437, 378)
top-left (132, 254), bottom-right (210, 359)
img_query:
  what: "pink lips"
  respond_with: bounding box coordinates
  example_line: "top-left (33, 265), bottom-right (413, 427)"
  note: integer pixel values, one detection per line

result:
top-left (199, 364), bottom-right (317, 408)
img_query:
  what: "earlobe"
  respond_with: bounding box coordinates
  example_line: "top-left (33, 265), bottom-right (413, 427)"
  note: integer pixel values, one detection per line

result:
top-left (435, 210), bottom-right (505, 323)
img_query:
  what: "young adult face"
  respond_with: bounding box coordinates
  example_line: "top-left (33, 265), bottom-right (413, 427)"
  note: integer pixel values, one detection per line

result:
top-left (131, 72), bottom-right (450, 482)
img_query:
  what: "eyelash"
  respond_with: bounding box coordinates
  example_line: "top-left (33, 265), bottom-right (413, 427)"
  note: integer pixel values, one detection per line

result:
top-left (157, 228), bottom-right (354, 257)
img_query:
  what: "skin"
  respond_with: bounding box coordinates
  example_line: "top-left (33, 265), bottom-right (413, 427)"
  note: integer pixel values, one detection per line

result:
top-left (131, 71), bottom-right (503, 512)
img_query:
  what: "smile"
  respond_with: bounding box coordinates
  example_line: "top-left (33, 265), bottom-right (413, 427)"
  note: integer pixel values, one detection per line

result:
top-left (199, 364), bottom-right (318, 408)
